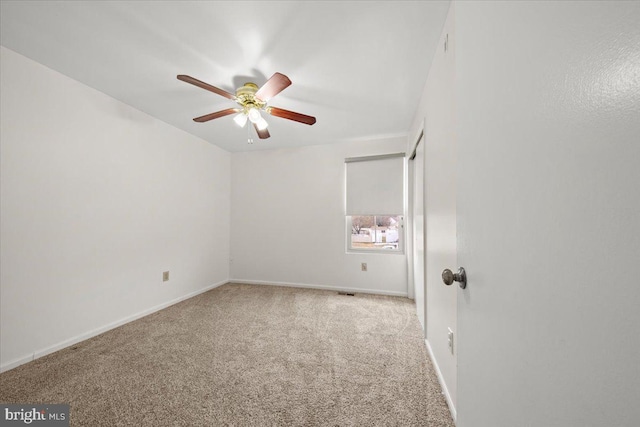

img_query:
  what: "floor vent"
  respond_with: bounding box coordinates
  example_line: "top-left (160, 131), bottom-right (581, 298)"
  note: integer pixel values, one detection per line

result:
top-left (338, 292), bottom-right (355, 296)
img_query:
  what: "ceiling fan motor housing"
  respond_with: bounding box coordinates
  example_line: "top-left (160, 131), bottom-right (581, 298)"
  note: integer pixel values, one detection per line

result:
top-left (235, 83), bottom-right (266, 112)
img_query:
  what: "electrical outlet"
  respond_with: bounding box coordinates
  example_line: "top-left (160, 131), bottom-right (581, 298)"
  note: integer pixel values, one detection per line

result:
top-left (447, 328), bottom-right (454, 355)
top-left (162, 271), bottom-right (170, 282)
top-left (361, 263), bottom-right (367, 272)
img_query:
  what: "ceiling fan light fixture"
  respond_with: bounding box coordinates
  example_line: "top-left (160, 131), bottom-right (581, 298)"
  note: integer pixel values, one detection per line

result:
top-left (248, 107), bottom-right (262, 124)
top-left (233, 112), bottom-right (248, 127)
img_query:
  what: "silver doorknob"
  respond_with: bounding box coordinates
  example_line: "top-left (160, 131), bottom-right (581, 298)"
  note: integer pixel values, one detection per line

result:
top-left (442, 267), bottom-right (467, 289)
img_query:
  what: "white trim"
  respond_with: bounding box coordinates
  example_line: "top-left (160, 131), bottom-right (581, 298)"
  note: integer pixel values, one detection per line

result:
top-left (230, 279), bottom-right (408, 297)
top-left (409, 119), bottom-right (425, 159)
top-left (425, 339), bottom-right (457, 423)
top-left (344, 152), bottom-right (406, 163)
top-left (0, 280), bottom-right (229, 373)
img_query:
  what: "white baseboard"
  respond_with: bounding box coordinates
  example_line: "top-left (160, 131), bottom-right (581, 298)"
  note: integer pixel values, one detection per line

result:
top-left (425, 339), bottom-right (457, 423)
top-left (230, 279), bottom-right (408, 297)
top-left (0, 280), bottom-right (228, 373)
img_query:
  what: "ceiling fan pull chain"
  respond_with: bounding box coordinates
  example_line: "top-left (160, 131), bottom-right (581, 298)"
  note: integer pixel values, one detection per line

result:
top-left (247, 123), bottom-right (253, 144)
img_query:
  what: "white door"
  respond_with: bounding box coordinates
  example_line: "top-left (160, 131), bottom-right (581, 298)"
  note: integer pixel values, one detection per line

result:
top-left (423, 5), bottom-right (457, 412)
top-left (411, 135), bottom-right (426, 333)
top-left (455, 2), bottom-right (640, 426)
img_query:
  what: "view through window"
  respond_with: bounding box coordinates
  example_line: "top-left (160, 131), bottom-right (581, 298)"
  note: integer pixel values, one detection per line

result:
top-left (349, 215), bottom-right (403, 251)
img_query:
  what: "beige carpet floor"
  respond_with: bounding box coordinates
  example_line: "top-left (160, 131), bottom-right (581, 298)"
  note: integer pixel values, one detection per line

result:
top-left (0, 284), bottom-right (455, 426)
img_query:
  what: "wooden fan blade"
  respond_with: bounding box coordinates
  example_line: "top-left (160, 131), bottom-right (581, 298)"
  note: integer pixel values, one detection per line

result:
top-left (255, 72), bottom-right (291, 102)
top-left (193, 108), bottom-right (239, 123)
top-left (267, 107), bottom-right (316, 125)
top-left (254, 123), bottom-right (270, 139)
top-left (177, 75), bottom-right (236, 100)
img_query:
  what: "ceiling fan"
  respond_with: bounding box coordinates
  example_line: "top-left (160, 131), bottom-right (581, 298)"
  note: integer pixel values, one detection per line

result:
top-left (177, 72), bottom-right (316, 140)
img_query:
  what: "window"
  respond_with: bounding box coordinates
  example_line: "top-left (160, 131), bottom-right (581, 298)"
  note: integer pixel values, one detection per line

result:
top-left (349, 215), bottom-right (403, 251)
top-left (345, 154), bottom-right (405, 253)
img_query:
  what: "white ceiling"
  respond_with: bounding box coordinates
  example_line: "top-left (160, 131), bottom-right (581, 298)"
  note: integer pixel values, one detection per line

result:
top-left (1, 1), bottom-right (450, 152)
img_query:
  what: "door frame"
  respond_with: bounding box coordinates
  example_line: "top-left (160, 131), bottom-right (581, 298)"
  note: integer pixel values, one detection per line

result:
top-left (408, 123), bottom-right (426, 335)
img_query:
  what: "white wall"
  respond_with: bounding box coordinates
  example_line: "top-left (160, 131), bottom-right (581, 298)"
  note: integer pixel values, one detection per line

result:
top-left (230, 138), bottom-right (407, 296)
top-left (455, 1), bottom-right (640, 426)
top-left (0, 47), bottom-right (231, 371)
top-left (407, 3), bottom-right (458, 417)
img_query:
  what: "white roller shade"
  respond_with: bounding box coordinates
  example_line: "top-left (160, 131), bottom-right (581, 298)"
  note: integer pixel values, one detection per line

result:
top-left (345, 154), bottom-right (404, 215)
